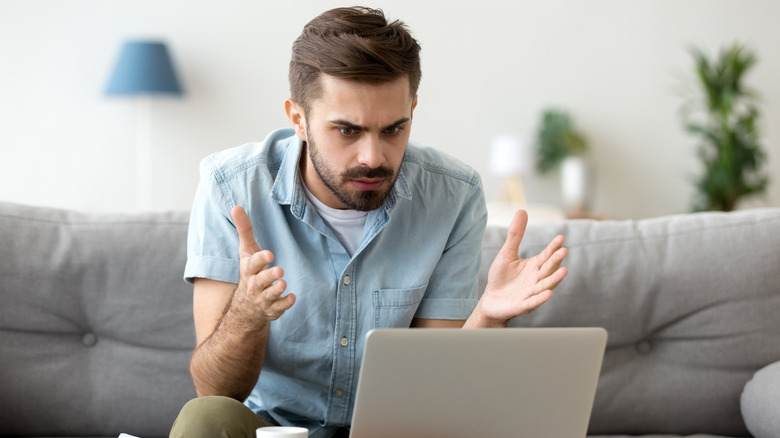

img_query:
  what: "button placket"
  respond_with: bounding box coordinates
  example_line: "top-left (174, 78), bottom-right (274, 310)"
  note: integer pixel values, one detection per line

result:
top-left (328, 268), bottom-right (356, 423)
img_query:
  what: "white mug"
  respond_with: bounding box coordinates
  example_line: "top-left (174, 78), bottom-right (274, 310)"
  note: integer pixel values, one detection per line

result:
top-left (256, 426), bottom-right (309, 437)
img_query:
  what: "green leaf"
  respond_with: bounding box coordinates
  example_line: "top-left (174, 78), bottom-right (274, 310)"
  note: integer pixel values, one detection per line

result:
top-left (535, 108), bottom-right (589, 174)
top-left (680, 42), bottom-right (768, 211)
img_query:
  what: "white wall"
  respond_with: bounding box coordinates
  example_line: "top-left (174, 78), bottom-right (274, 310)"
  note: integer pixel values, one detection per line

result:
top-left (1, 0), bottom-right (778, 219)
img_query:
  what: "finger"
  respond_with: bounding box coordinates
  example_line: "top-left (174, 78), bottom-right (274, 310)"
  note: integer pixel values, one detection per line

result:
top-left (259, 281), bottom-right (295, 319)
top-left (539, 247), bottom-right (568, 278)
top-left (536, 235), bottom-right (565, 267)
top-left (251, 265), bottom-right (284, 294)
top-left (534, 267), bottom-right (568, 294)
top-left (267, 292), bottom-right (296, 318)
top-left (498, 210), bottom-right (529, 261)
top-left (245, 250), bottom-right (274, 276)
top-left (257, 276), bottom-right (287, 304)
top-left (522, 289), bottom-right (554, 315)
top-left (232, 206), bottom-right (261, 257)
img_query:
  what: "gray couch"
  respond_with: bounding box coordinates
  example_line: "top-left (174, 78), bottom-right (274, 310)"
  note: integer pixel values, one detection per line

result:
top-left (1, 200), bottom-right (779, 438)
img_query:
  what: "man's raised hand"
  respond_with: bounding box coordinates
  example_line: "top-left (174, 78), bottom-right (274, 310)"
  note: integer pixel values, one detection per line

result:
top-left (476, 210), bottom-right (568, 327)
top-left (231, 206), bottom-right (295, 324)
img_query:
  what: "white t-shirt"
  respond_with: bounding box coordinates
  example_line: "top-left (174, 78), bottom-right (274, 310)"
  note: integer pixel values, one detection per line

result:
top-left (303, 184), bottom-right (367, 256)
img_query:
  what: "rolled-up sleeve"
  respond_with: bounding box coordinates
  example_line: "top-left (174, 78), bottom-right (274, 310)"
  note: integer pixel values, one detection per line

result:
top-left (414, 174), bottom-right (487, 320)
top-left (183, 158), bottom-right (241, 284)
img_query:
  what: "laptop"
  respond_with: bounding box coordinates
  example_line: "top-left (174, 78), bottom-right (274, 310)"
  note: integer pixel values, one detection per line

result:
top-left (349, 327), bottom-right (607, 438)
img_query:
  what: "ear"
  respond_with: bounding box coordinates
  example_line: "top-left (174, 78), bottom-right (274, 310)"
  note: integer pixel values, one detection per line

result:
top-left (284, 99), bottom-right (307, 141)
top-left (411, 94), bottom-right (418, 116)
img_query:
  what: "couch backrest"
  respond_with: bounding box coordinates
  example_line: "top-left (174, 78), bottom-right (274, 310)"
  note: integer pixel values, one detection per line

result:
top-left (480, 208), bottom-right (780, 436)
top-left (4, 201), bottom-right (779, 437)
top-left (0, 202), bottom-right (196, 437)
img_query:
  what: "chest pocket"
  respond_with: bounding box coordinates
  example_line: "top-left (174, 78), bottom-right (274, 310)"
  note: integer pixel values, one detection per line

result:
top-left (373, 284), bottom-right (428, 328)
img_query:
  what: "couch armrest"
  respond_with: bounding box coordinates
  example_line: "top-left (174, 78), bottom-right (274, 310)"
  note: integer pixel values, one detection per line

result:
top-left (741, 360), bottom-right (780, 438)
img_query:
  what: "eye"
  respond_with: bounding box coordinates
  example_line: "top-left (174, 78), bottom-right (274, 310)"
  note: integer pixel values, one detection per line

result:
top-left (338, 127), bottom-right (357, 136)
top-left (383, 125), bottom-right (403, 135)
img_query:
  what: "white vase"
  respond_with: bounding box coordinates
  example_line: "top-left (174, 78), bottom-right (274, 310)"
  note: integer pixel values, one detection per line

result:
top-left (561, 156), bottom-right (592, 214)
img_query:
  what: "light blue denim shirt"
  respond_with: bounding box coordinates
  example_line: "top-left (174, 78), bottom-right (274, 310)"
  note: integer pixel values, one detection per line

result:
top-left (185, 128), bottom-right (487, 437)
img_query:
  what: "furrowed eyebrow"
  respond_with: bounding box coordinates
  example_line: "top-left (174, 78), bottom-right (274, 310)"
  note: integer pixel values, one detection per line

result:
top-left (382, 118), bottom-right (411, 131)
top-left (329, 118), bottom-right (410, 132)
top-left (330, 119), bottom-right (367, 131)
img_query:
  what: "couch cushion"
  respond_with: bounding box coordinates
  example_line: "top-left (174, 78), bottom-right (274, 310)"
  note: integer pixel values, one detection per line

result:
top-left (0, 202), bottom-right (197, 437)
top-left (480, 209), bottom-right (780, 436)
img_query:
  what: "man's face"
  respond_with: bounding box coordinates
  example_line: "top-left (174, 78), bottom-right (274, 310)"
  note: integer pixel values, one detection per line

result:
top-left (289, 75), bottom-right (417, 211)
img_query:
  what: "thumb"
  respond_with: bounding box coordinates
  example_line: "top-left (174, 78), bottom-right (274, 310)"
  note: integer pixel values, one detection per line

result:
top-left (498, 209), bottom-right (528, 261)
top-left (231, 206), bottom-right (261, 257)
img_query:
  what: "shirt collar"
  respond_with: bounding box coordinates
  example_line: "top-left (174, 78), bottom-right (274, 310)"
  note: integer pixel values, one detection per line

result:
top-left (271, 135), bottom-right (412, 215)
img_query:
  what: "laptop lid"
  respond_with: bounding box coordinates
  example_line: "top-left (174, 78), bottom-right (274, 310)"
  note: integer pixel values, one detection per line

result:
top-left (350, 327), bottom-right (607, 438)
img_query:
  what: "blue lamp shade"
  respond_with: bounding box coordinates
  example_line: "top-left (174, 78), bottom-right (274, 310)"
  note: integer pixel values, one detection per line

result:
top-left (105, 41), bottom-right (183, 96)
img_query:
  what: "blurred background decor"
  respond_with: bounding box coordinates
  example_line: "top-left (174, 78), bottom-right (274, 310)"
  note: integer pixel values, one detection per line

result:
top-left (535, 108), bottom-right (593, 216)
top-left (1, 1), bottom-right (779, 218)
top-left (105, 40), bottom-right (184, 211)
top-left (681, 42), bottom-right (769, 212)
top-left (489, 133), bottom-right (533, 207)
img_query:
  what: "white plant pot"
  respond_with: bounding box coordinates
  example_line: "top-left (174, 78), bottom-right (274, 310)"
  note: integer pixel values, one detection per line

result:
top-left (561, 156), bottom-right (592, 214)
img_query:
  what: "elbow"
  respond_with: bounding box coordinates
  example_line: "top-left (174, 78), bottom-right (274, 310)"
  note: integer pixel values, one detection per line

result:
top-left (194, 386), bottom-right (250, 402)
top-left (190, 358), bottom-right (253, 402)
top-left (192, 377), bottom-right (251, 402)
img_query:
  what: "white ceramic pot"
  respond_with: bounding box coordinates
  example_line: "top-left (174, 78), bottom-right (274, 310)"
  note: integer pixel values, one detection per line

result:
top-left (561, 156), bottom-right (592, 214)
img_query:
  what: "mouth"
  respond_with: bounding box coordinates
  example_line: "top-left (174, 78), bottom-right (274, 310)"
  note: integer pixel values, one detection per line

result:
top-left (349, 178), bottom-right (385, 191)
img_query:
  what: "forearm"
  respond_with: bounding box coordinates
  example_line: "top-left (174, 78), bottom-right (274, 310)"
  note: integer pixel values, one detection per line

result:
top-left (190, 302), bottom-right (270, 400)
top-left (188, 206), bottom-right (296, 400)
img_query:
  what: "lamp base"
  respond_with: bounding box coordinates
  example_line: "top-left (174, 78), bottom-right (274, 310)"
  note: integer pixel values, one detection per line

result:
top-left (135, 97), bottom-right (152, 212)
top-left (498, 175), bottom-right (527, 207)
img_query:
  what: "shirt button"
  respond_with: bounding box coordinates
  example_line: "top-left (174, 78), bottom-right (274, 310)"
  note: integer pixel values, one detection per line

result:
top-left (343, 276), bottom-right (350, 285)
top-left (340, 337), bottom-right (349, 347)
top-left (335, 389), bottom-right (345, 397)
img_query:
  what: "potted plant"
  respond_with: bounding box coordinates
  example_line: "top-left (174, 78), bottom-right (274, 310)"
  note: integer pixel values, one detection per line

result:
top-left (681, 43), bottom-right (769, 212)
top-left (535, 109), bottom-right (591, 214)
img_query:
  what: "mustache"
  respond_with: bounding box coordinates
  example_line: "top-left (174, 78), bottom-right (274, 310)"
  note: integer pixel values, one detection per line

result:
top-left (341, 165), bottom-right (394, 180)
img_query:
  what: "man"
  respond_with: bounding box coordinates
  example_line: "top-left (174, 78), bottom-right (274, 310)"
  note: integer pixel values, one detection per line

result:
top-left (170, 6), bottom-right (567, 438)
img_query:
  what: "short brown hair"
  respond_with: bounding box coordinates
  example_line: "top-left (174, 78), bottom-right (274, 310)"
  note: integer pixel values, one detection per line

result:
top-left (289, 7), bottom-right (422, 113)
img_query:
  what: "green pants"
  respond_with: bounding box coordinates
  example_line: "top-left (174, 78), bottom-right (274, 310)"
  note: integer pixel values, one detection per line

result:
top-left (169, 396), bottom-right (271, 438)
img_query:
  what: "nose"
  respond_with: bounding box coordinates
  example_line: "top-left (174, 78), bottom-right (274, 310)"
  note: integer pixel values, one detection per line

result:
top-left (356, 135), bottom-right (384, 168)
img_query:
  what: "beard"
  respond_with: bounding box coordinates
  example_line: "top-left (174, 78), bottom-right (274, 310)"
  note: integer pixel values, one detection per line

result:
top-left (306, 134), bottom-right (399, 212)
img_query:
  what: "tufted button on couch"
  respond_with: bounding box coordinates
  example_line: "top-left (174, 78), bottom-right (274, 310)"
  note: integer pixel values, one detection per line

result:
top-left (2, 201), bottom-right (779, 437)
top-left (0, 202), bottom-right (196, 437)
